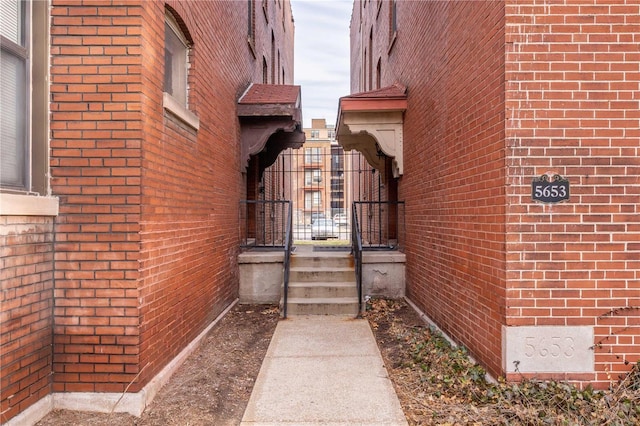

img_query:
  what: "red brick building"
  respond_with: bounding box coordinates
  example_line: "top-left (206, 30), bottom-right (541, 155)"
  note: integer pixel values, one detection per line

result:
top-left (1, 1), bottom-right (302, 423)
top-left (338, 0), bottom-right (638, 388)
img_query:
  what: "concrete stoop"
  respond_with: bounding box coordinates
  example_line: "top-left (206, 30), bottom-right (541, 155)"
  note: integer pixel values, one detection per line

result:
top-left (282, 251), bottom-right (359, 316)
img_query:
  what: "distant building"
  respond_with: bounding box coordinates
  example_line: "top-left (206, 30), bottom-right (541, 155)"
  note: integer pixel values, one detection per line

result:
top-left (293, 118), bottom-right (348, 225)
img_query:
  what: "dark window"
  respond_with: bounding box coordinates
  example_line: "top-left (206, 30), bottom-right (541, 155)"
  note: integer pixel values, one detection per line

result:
top-left (391, 0), bottom-right (397, 34)
top-left (263, 57), bottom-right (268, 83)
top-left (271, 31), bottom-right (275, 83)
top-left (368, 28), bottom-right (373, 90)
top-left (248, 0), bottom-right (254, 40)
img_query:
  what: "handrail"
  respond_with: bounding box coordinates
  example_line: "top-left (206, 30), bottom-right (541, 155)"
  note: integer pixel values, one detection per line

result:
top-left (351, 202), bottom-right (363, 315)
top-left (282, 201), bottom-right (293, 319)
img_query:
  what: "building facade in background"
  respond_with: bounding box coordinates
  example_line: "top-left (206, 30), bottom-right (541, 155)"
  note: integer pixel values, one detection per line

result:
top-left (1, 1), bottom-right (302, 423)
top-left (297, 118), bottom-right (343, 225)
top-left (339, 0), bottom-right (639, 388)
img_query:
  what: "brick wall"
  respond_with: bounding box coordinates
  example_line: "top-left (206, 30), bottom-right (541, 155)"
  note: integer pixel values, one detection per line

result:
top-left (351, 0), bottom-right (508, 378)
top-left (0, 217), bottom-right (54, 422)
top-left (504, 0), bottom-right (640, 387)
top-left (49, 0), bottom-right (143, 392)
top-left (137, 0), bottom-right (295, 384)
top-left (352, 0), bottom-right (639, 386)
top-left (5, 0), bottom-right (294, 421)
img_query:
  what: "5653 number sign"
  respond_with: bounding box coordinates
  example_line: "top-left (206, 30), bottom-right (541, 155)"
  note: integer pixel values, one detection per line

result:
top-left (531, 174), bottom-right (569, 203)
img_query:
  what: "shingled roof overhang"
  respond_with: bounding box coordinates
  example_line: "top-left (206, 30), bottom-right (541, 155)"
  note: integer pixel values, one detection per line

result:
top-left (238, 84), bottom-right (305, 173)
top-left (336, 83), bottom-right (407, 178)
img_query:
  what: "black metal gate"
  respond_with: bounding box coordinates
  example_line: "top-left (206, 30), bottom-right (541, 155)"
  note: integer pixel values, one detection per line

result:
top-left (241, 145), bottom-right (404, 249)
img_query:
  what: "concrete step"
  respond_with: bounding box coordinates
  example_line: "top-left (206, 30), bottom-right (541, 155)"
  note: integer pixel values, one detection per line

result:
top-left (285, 297), bottom-right (360, 316)
top-left (287, 281), bottom-right (357, 299)
top-left (291, 253), bottom-right (354, 269)
top-left (283, 249), bottom-right (359, 317)
top-left (289, 266), bottom-right (355, 283)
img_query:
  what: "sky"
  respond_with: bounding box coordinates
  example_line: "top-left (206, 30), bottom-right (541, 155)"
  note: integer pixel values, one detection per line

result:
top-left (290, 0), bottom-right (353, 128)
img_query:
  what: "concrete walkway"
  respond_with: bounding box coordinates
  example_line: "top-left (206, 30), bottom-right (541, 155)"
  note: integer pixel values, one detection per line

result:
top-left (240, 316), bottom-right (408, 425)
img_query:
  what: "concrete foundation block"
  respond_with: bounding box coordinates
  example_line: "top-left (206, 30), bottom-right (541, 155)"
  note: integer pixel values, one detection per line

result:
top-left (362, 251), bottom-right (406, 299)
top-left (239, 251), bottom-right (284, 304)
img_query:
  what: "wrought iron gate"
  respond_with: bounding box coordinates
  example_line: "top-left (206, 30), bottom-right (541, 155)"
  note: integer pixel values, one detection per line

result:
top-left (241, 144), bottom-right (404, 249)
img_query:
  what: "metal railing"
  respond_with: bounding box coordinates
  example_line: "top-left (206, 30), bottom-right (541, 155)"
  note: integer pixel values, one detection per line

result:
top-left (351, 202), bottom-right (363, 315)
top-left (353, 201), bottom-right (405, 250)
top-left (282, 202), bottom-right (293, 319)
top-left (240, 200), bottom-right (290, 249)
top-left (239, 200), bottom-right (293, 318)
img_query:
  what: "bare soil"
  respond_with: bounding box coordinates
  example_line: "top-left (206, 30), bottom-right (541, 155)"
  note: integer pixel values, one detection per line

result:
top-left (36, 299), bottom-right (640, 426)
top-left (365, 299), bottom-right (639, 426)
top-left (37, 304), bottom-right (280, 426)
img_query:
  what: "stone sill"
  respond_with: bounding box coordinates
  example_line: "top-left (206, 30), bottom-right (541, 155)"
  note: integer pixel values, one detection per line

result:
top-left (0, 193), bottom-right (59, 216)
top-left (163, 92), bottom-right (200, 131)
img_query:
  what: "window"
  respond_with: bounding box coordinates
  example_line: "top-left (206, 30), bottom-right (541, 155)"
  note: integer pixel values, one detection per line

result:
top-left (1, 0), bottom-right (50, 198)
top-left (165, 14), bottom-right (188, 107)
top-left (389, 0), bottom-right (398, 50)
top-left (1, 0), bottom-right (27, 190)
top-left (248, 0), bottom-right (255, 42)
top-left (362, 48), bottom-right (367, 92)
top-left (305, 191), bottom-right (321, 209)
top-left (262, 57), bottom-right (268, 83)
top-left (271, 31), bottom-right (275, 83)
top-left (163, 9), bottom-right (199, 130)
top-left (305, 169), bottom-right (322, 185)
top-left (310, 130), bottom-right (319, 139)
top-left (368, 28), bottom-right (373, 91)
top-left (391, 0), bottom-right (397, 33)
top-left (305, 147), bottom-right (321, 164)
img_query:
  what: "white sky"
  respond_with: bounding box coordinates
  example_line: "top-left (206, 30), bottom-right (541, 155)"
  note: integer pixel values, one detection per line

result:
top-left (291, 0), bottom-right (353, 128)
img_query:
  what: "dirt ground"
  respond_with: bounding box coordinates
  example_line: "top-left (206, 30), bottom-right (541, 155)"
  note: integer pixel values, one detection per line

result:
top-left (35, 299), bottom-right (640, 426)
top-left (37, 304), bottom-right (280, 426)
top-left (365, 299), bottom-right (639, 426)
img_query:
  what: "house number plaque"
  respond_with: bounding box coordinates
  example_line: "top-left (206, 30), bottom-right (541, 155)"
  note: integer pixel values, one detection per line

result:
top-left (531, 174), bottom-right (569, 203)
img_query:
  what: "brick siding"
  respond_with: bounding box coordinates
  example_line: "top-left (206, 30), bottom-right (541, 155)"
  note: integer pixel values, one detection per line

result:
top-left (351, 0), bottom-right (639, 387)
top-left (351, 0), bottom-right (508, 379)
top-left (504, 0), bottom-right (640, 386)
top-left (135, 0), bottom-right (294, 384)
top-left (49, 0), bottom-right (144, 393)
top-left (0, 217), bottom-right (54, 422)
top-left (48, 0), bottom-right (295, 394)
top-left (1, 0), bottom-right (295, 421)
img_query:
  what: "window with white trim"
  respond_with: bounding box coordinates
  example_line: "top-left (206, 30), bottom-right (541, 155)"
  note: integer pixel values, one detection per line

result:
top-left (304, 147), bottom-right (322, 164)
top-left (304, 190), bottom-right (321, 209)
top-left (163, 9), bottom-right (199, 130)
top-left (304, 169), bottom-right (321, 186)
top-left (1, 0), bottom-right (49, 195)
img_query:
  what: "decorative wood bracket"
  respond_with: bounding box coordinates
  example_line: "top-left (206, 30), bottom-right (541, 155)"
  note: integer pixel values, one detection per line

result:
top-left (237, 84), bottom-right (305, 173)
top-left (336, 84), bottom-right (407, 179)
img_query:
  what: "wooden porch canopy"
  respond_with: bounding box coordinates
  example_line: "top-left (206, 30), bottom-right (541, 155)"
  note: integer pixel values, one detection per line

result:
top-left (238, 84), bottom-right (305, 174)
top-left (336, 83), bottom-right (407, 178)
